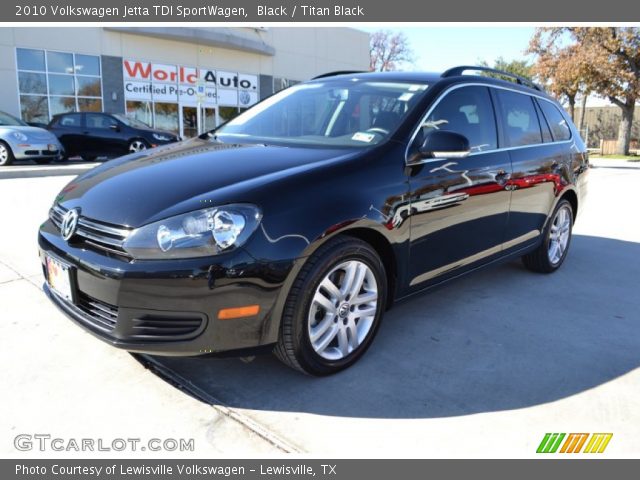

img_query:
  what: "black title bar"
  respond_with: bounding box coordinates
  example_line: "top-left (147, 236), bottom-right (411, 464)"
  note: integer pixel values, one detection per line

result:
top-left (5, 0), bottom-right (640, 22)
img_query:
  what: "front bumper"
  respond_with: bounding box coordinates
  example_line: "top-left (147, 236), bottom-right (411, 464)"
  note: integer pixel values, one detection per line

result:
top-left (11, 141), bottom-right (64, 160)
top-left (38, 218), bottom-right (293, 356)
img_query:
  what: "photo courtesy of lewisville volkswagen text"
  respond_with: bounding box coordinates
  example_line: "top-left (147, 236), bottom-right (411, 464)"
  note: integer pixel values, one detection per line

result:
top-left (0, 0), bottom-right (639, 475)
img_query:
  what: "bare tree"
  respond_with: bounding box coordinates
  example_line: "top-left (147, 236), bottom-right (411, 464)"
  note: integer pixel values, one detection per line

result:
top-left (369, 30), bottom-right (415, 72)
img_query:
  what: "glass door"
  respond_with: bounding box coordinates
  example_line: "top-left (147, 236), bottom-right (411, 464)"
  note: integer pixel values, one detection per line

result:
top-left (180, 105), bottom-right (198, 139)
top-left (201, 107), bottom-right (217, 133)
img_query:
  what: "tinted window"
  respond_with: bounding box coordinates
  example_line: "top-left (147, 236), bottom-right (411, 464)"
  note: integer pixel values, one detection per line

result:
top-left (496, 90), bottom-right (542, 147)
top-left (16, 48), bottom-right (45, 71)
top-left (86, 114), bottom-right (118, 129)
top-left (538, 100), bottom-right (571, 141)
top-left (74, 54), bottom-right (101, 76)
top-left (534, 101), bottom-right (553, 143)
top-left (58, 113), bottom-right (82, 127)
top-left (47, 51), bottom-right (74, 74)
top-left (421, 86), bottom-right (497, 152)
top-left (18, 72), bottom-right (47, 94)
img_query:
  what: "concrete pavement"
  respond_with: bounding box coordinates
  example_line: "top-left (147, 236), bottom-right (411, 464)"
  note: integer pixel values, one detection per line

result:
top-left (1, 160), bottom-right (639, 458)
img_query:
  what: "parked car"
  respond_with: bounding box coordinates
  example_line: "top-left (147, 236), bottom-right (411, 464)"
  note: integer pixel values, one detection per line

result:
top-left (0, 111), bottom-right (64, 166)
top-left (47, 112), bottom-right (179, 161)
top-left (38, 66), bottom-right (589, 375)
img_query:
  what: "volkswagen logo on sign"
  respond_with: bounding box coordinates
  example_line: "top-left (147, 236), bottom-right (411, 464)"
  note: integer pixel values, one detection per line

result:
top-left (60, 208), bottom-right (80, 241)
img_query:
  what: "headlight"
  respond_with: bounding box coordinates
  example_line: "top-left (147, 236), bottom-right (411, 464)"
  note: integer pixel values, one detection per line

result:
top-left (122, 204), bottom-right (262, 260)
top-left (152, 133), bottom-right (172, 141)
top-left (12, 132), bottom-right (28, 142)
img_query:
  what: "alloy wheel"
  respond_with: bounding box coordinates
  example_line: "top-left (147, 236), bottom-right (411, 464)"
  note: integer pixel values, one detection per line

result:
top-left (129, 140), bottom-right (147, 153)
top-left (0, 144), bottom-right (8, 164)
top-left (308, 260), bottom-right (379, 361)
top-left (547, 205), bottom-right (572, 265)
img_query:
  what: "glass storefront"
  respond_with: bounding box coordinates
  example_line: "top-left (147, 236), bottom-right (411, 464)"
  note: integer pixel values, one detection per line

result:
top-left (122, 59), bottom-right (260, 138)
top-left (16, 48), bottom-right (103, 123)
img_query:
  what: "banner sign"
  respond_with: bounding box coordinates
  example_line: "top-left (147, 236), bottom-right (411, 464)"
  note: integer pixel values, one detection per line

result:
top-left (122, 59), bottom-right (259, 107)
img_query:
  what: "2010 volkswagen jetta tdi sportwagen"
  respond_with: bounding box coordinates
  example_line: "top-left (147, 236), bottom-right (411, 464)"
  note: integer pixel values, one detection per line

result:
top-left (38, 66), bottom-right (589, 375)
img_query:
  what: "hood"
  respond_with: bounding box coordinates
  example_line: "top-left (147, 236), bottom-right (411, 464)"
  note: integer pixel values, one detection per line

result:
top-left (56, 138), bottom-right (358, 227)
top-left (3, 126), bottom-right (58, 141)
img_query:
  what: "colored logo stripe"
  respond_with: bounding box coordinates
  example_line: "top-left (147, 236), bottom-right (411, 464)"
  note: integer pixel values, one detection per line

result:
top-left (560, 433), bottom-right (589, 453)
top-left (537, 433), bottom-right (566, 453)
top-left (583, 433), bottom-right (613, 453)
top-left (537, 433), bottom-right (613, 453)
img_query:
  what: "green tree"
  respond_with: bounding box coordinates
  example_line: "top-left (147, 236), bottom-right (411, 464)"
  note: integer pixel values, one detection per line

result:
top-left (479, 56), bottom-right (533, 80)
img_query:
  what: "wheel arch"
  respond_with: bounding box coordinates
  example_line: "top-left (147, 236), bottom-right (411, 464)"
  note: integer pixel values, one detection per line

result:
top-left (340, 227), bottom-right (397, 309)
top-left (560, 189), bottom-right (578, 221)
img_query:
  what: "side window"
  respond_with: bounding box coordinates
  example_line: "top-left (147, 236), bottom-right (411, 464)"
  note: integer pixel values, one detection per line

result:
top-left (86, 114), bottom-right (118, 129)
top-left (534, 101), bottom-right (553, 143)
top-left (537, 100), bottom-right (571, 141)
top-left (496, 90), bottom-right (542, 147)
top-left (58, 113), bottom-right (82, 127)
top-left (421, 86), bottom-right (497, 152)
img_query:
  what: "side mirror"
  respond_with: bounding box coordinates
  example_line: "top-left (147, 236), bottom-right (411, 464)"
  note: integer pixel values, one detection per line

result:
top-left (415, 130), bottom-right (471, 161)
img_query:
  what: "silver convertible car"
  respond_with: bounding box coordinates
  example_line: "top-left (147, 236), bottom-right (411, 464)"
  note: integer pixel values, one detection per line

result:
top-left (0, 111), bottom-right (64, 166)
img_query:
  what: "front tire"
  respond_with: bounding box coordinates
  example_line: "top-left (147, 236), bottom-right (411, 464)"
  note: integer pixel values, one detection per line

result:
top-left (129, 139), bottom-right (148, 153)
top-left (522, 199), bottom-right (574, 273)
top-left (0, 141), bottom-right (15, 166)
top-left (275, 236), bottom-right (387, 376)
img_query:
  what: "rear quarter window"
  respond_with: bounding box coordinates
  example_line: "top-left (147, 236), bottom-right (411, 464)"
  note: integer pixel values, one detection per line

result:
top-left (538, 100), bottom-right (572, 141)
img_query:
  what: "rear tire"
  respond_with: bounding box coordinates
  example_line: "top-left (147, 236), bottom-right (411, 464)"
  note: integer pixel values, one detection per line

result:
top-left (274, 236), bottom-right (387, 376)
top-left (522, 199), bottom-right (574, 273)
top-left (0, 141), bottom-right (15, 166)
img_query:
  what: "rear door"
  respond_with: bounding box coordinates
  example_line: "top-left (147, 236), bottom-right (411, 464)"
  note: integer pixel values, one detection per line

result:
top-left (49, 113), bottom-right (84, 156)
top-left (407, 85), bottom-right (512, 289)
top-left (493, 89), bottom-right (568, 246)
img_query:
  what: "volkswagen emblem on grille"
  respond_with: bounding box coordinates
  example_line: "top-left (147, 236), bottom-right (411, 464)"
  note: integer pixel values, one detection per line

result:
top-left (60, 208), bottom-right (80, 241)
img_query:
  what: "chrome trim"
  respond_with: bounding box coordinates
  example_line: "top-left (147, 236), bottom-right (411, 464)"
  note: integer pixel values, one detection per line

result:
top-left (405, 82), bottom-right (574, 166)
top-left (49, 204), bottom-right (132, 256)
top-left (77, 217), bottom-right (131, 238)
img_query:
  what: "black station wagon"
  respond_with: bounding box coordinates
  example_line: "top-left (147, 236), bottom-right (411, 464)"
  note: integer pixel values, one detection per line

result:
top-left (38, 66), bottom-right (589, 375)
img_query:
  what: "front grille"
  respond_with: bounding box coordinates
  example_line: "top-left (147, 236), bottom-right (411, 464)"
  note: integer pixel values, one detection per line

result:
top-left (76, 291), bottom-right (118, 331)
top-left (50, 205), bottom-right (132, 258)
top-left (130, 316), bottom-right (204, 340)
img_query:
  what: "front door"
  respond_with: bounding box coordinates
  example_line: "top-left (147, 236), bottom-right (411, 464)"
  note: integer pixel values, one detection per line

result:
top-left (407, 85), bottom-right (512, 289)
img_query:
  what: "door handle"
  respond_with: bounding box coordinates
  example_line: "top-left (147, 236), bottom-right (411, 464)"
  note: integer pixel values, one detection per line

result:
top-left (494, 170), bottom-right (511, 184)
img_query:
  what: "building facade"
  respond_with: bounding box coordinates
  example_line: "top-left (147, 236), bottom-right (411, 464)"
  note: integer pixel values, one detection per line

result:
top-left (0, 27), bottom-right (369, 138)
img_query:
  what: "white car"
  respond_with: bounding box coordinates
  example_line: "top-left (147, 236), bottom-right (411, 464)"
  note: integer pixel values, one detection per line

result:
top-left (0, 111), bottom-right (65, 166)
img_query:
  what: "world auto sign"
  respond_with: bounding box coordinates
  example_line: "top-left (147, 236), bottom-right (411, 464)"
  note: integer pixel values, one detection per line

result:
top-left (122, 59), bottom-right (259, 107)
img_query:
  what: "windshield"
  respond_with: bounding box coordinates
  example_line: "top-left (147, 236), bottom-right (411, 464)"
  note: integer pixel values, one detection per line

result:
top-left (0, 111), bottom-right (27, 127)
top-left (113, 113), bottom-right (151, 129)
top-left (215, 80), bottom-right (429, 148)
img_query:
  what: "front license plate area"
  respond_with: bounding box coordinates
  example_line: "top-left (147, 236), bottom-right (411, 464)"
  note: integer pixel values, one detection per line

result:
top-left (45, 254), bottom-right (74, 303)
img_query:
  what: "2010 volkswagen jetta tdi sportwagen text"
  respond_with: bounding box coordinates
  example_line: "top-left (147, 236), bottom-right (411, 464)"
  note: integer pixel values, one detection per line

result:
top-left (38, 66), bottom-right (589, 375)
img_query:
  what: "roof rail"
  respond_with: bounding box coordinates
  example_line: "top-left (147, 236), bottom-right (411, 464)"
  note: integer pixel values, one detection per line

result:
top-left (312, 70), bottom-right (367, 80)
top-left (441, 65), bottom-right (543, 91)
